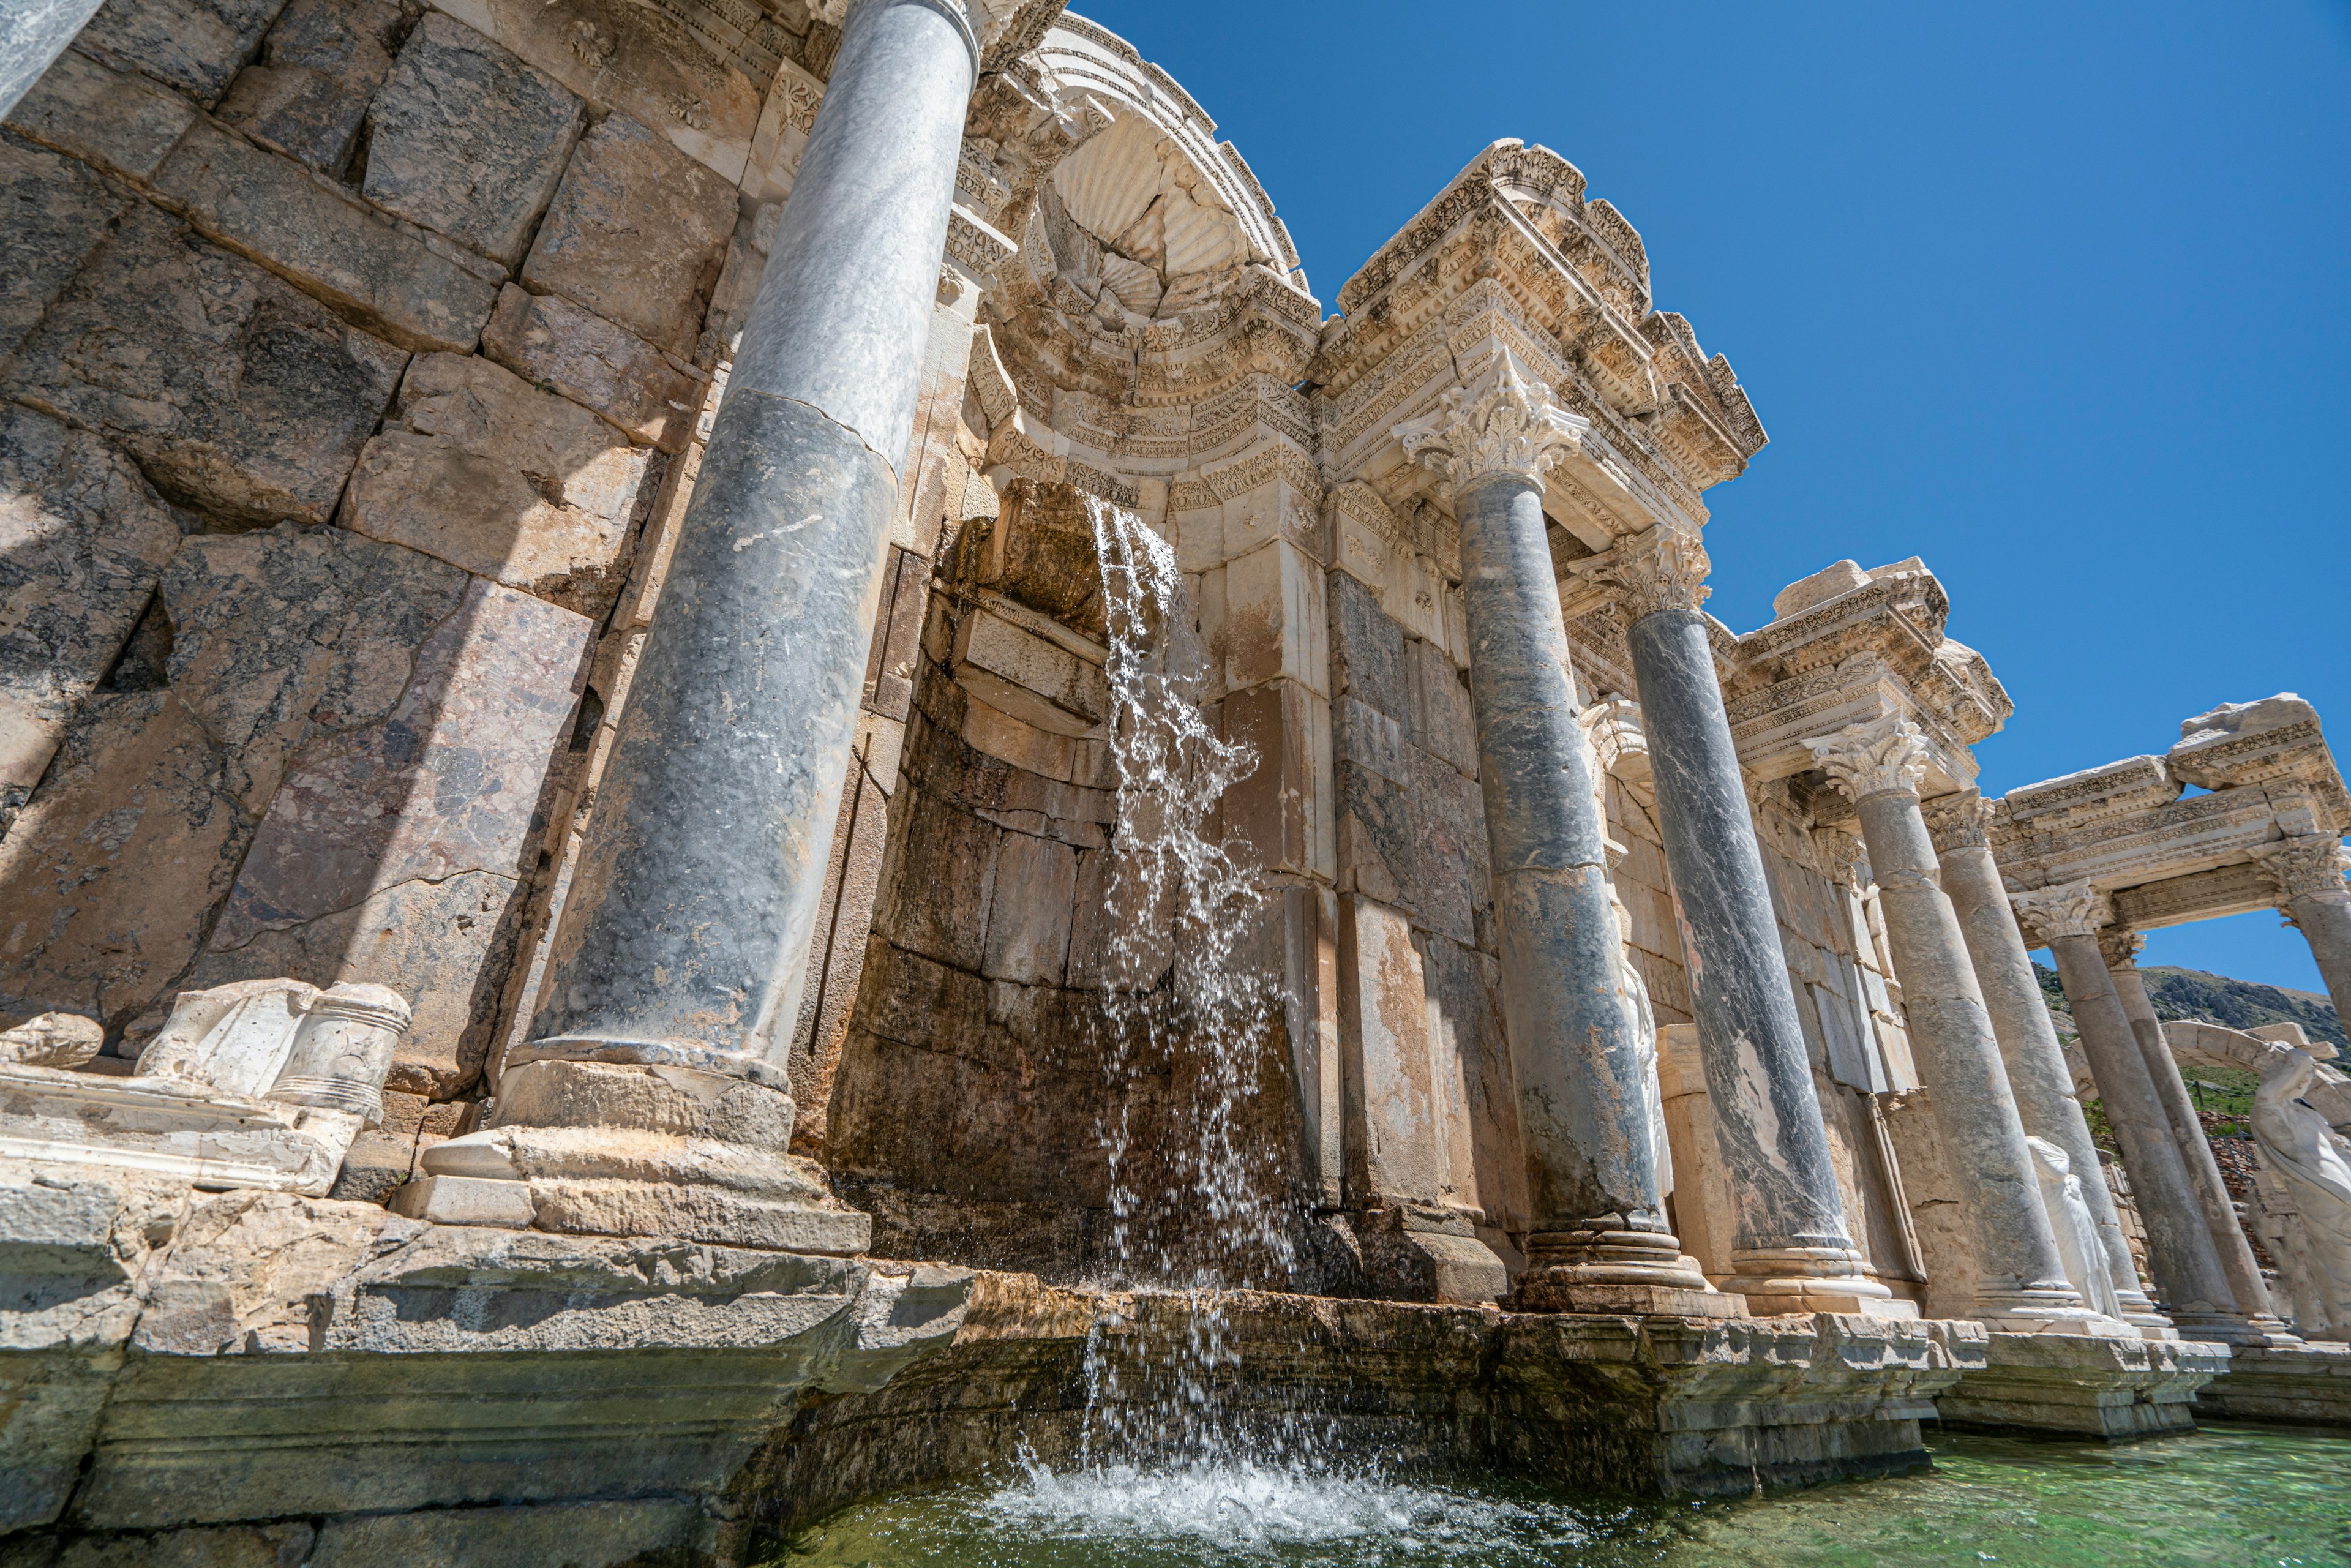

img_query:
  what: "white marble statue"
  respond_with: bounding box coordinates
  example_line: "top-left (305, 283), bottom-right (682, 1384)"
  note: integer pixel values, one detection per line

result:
top-left (2026, 1135), bottom-right (2123, 1320)
top-left (2252, 1049), bottom-right (2351, 1342)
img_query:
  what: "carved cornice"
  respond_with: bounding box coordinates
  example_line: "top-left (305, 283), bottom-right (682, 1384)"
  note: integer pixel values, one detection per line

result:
top-left (1805, 715), bottom-right (1931, 804)
top-left (2255, 835), bottom-right (2351, 905)
top-left (1921, 790), bottom-right (1989, 855)
top-left (1393, 354), bottom-right (1588, 498)
top-left (1577, 525), bottom-right (1710, 622)
top-left (2009, 882), bottom-right (2113, 943)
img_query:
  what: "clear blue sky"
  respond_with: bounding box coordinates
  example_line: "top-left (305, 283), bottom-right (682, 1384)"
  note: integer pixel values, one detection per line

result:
top-left (1074, 1), bottom-right (2351, 994)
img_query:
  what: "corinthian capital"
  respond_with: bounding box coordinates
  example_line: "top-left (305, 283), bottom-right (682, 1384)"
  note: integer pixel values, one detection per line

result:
top-left (1920, 789), bottom-right (1989, 854)
top-left (1805, 715), bottom-right (1931, 803)
top-left (1586, 523), bottom-right (1711, 621)
top-left (1393, 353), bottom-right (1589, 499)
top-left (2255, 835), bottom-right (2351, 904)
top-left (2009, 881), bottom-right (2114, 943)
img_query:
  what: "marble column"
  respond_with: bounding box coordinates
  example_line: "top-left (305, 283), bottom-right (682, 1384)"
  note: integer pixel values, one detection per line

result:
top-left (1396, 359), bottom-right (1721, 1316)
top-left (418, 0), bottom-right (1000, 1248)
top-left (1807, 719), bottom-right (2098, 1329)
top-left (2257, 836), bottom-right (2351, 1030)
top-left (1593, 526), bottom-right (1895, 1317)
top-left (2015, 883), bottom-right (2273, 1343)
top-left (2104, 929), bottom-right (2285, 1329)
top-left (0, 0), bottom-right (107, 121)
top-left (1923, 792), bottom-right (2170, 1335)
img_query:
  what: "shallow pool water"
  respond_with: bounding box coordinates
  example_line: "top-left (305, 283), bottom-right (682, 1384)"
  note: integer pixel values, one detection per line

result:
top-left (789, 1425), bottom-right (2351, 1567)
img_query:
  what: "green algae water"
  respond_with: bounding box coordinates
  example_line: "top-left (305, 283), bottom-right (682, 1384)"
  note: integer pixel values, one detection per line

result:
top-left (789, 1425), bottom-right (2351, 1568)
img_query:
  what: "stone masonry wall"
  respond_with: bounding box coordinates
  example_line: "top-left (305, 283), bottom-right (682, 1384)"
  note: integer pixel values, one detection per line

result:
top-left (0, 0), bottom-right (842, 1185)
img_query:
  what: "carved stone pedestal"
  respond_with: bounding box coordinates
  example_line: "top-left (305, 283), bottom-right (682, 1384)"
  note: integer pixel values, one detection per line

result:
top-left (410, 1060), bottom-right (871, 1253)
top-left (1937, 1331), bottom-right (2230, 1439)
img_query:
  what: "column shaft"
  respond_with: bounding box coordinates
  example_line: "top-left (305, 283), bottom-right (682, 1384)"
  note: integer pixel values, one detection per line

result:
top-left (2107, 955), bottom-right (2278, 1321)
top-left (0, 0), bottom-right (107, 121)
top-left (2287, 891), bottom-right (2351, 1029)
top-left (1844, 784), bottom-right (2085, 1324)
top-left (1455, 473), bottom-right (1700, 1302)
top-left (522, 0), bottom-right (977, 1082)
top-left (2045, 933), bottom-right (2256, 1339)
top-left (1625, 602), bottom-right (1886, 1312)
top-left (1935, 838), bottom-right (2162, 1326)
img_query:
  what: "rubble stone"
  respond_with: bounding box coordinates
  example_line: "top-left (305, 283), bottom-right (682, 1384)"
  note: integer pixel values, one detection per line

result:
top-left (3, 48), bottom-right (195, 182)
top-left (519, 111), bottom-right (735, 355)
top-left (75, 0), bottom-right (294, 107)
top-left (2, 203), bottom-right (408, 525)
top-left (343, 351), bottom-right (655, 617)
top-left (360, 12), bottom-right (582, 265)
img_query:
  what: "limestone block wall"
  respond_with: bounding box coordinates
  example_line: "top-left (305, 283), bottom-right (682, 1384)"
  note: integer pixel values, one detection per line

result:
top-left (0, 0), bottom-right (835, 1111)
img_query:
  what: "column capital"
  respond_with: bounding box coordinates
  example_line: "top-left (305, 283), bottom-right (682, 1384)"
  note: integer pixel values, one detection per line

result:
top-left (2254, 834), bottom-right (2351, 905)
top-left (1805, 715), bottom-right (1930, 804)
top-left (1395, 353), bottom-right (1590, 500)
top-left (2009, 881), bottom-right (2113, 943)
top-left (1587, 523), bottom-right (1712, 621)
top-left (1921, 788), bottom-right (1989, 854)
top-left (2097, 925), bottom-right (2146, 972)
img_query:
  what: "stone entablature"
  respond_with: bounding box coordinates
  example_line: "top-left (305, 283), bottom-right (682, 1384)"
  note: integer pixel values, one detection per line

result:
top-left (1990, 696), bottom-right (2350, 928)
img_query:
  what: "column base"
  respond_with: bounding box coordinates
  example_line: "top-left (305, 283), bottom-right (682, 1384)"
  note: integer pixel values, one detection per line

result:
top-left (1333, 1207), bottom-right (1509, 1304)
top-left (1937, 1329), bottom-right (2231, 1439)
top-left (1962, 1283), bottom-right (2140, 1338)
top-left (1509, 1227), bottom-right (1738, 1316)
top-left (1722, 1246), bottom-right (1919, 1320)
top-left (2162, 1309), bottom-right (2302, 1348)
top-left (415, 1059), bottom-right (872, 1255)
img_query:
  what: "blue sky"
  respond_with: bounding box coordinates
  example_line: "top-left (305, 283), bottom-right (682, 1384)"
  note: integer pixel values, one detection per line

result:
top-left (1074, 0), bottom-right (2351, 992)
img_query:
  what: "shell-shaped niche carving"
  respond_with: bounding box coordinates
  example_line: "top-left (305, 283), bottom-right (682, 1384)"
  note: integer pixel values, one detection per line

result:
top-left (1048, 114), bottom-right (1247, 320)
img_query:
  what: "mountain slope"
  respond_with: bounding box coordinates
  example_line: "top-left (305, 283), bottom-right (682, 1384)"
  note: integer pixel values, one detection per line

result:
top-left (2033, 962), bottom-right (2345, 1051)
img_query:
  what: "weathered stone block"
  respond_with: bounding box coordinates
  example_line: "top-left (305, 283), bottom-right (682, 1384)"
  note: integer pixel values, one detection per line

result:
top-left (217, 0), bottom-right (418, 176)
top-left (1224, 538), bottom-right (1327, 697)
top-left (1409, 745), bottom-right (1487, 948)
top-left (1407, 634), bottom-right (1477, 778)
top-left (481, 283), bottom-right (705, 451)
top-left (1222, 678), bottom-right (1330, 880)
top-left (360, 12), bottom-right (582, 264)
top-left (0, 132), bottom-right (128, 365)
top-left (3, 48), bottom-right (195, 181)
top-left (344, 352), bottom-right (655, 617)
top-left (7, 1523), bottom-right (318, 1565)
top-left (1337, 894), bottom-right (1442, 1208)
top-left (982, 830), bottom-right (1077, 986)
top-left (76, 0), bottom-right (293, 107)
top-left (425, 0), bottom-right (766, 184)
top-left (153, 117), bottom-right (499, 354)
top-left (1328, 566), bottom-right (1406, 722)
top-left (872, 792), bottom-right (1000, 975)
top-left (2, 204), bottom-right (408, 525)
top-left (195, 577), bottom-right (590, 1094)
top-left (326, 1130), bottom-right (418, 1202)
top-left (0, 407), bottom-right (181, 825)
top-left (0, 529), bottom-right (467, 1031)
top-left (309, 1500), bottom-right (694, 1567)
top-left (520, 112), bottom-right (736, 355)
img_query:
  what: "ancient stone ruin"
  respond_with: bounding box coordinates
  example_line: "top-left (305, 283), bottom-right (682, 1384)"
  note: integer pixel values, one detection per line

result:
top-left (2, 0), bottom-right (2348, 1558)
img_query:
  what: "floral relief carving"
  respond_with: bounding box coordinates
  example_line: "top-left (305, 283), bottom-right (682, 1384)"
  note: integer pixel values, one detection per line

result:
top-left (1806, 715), bottom-right (1932, 804)
top-left (1393, 353), bottom-right (1588, 498)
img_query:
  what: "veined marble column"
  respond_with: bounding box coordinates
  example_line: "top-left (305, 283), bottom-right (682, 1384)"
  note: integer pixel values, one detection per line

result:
top-left (419, 0), bottom-right (1005, 1248)
top-left (1922, 792), bottom-right (2170, 1335)
top-left (2104, 929), bottom-right (2287, 1330)
top-left (1806, 719), bottom-right (2098, 1329)
top-left (2257, 836), bottom-right (2351, 1030)
top-left (2015, 883), bottom-right (2271, 1343)
top-left (1396, 360), bottom-right (1722, 1316)
top-left (1592, 527), bottom-right (1895, 1318)
top-left (0, 0), bottom-right (107, 121)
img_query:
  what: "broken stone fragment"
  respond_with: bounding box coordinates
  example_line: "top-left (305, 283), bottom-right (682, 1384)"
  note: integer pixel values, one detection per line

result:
top-left (0, 1013), bottom-right (103, 1068)
top-left (217, 0), bottom-right (421, 177)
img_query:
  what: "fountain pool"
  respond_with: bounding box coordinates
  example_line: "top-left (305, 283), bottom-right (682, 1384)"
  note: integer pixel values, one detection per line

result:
top-left (787, 1425), bottom-right (2350, 1567)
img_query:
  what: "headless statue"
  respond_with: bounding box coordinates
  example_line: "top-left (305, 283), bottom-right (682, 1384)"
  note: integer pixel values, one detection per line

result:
top-left (2026, 1135), bottom-right (2123, 1320)
top-left (2252, 1048), bottom-right (2351, 1343)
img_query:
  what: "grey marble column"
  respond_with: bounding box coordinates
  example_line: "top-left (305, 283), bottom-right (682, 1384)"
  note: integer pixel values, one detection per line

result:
top-left (1924, 792), bottom-right (2169, 1334)
top-left (2104, 931), bottom-right (2285, 1329)
top-left (2017, 883), bottom-right (2271, 1343)
top-left (1397, 362), bottom-right (1719, 1315)
top-left (2259, 836), bottom-right (2351, 1030)
top-left (1807, 721), bottom-right (2096, 1329)
top-left (521, 0), bottom-right (981, 1084)
top-left (1595, 527), bottom-right (1895, 1317)
top-left (0, 0), bottom-right (105, 121)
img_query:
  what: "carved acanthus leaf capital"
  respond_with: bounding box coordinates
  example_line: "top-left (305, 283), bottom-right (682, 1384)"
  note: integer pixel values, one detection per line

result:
top-left (1584, 523), bottom-right (1711, 621)
top-left (1805, 715), bottom-right (1930, 804)
top-left (2096, 925), bottom-right (2146, 972)
top-left (1394, 354), bottom-right (1589, 500)
top-left (1920, 789), bottom-right (1989, 854)
top-left (2254, 835), bottom-right (2351, 905)
top-left (2009, 881), bottom-right (2114, 944)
